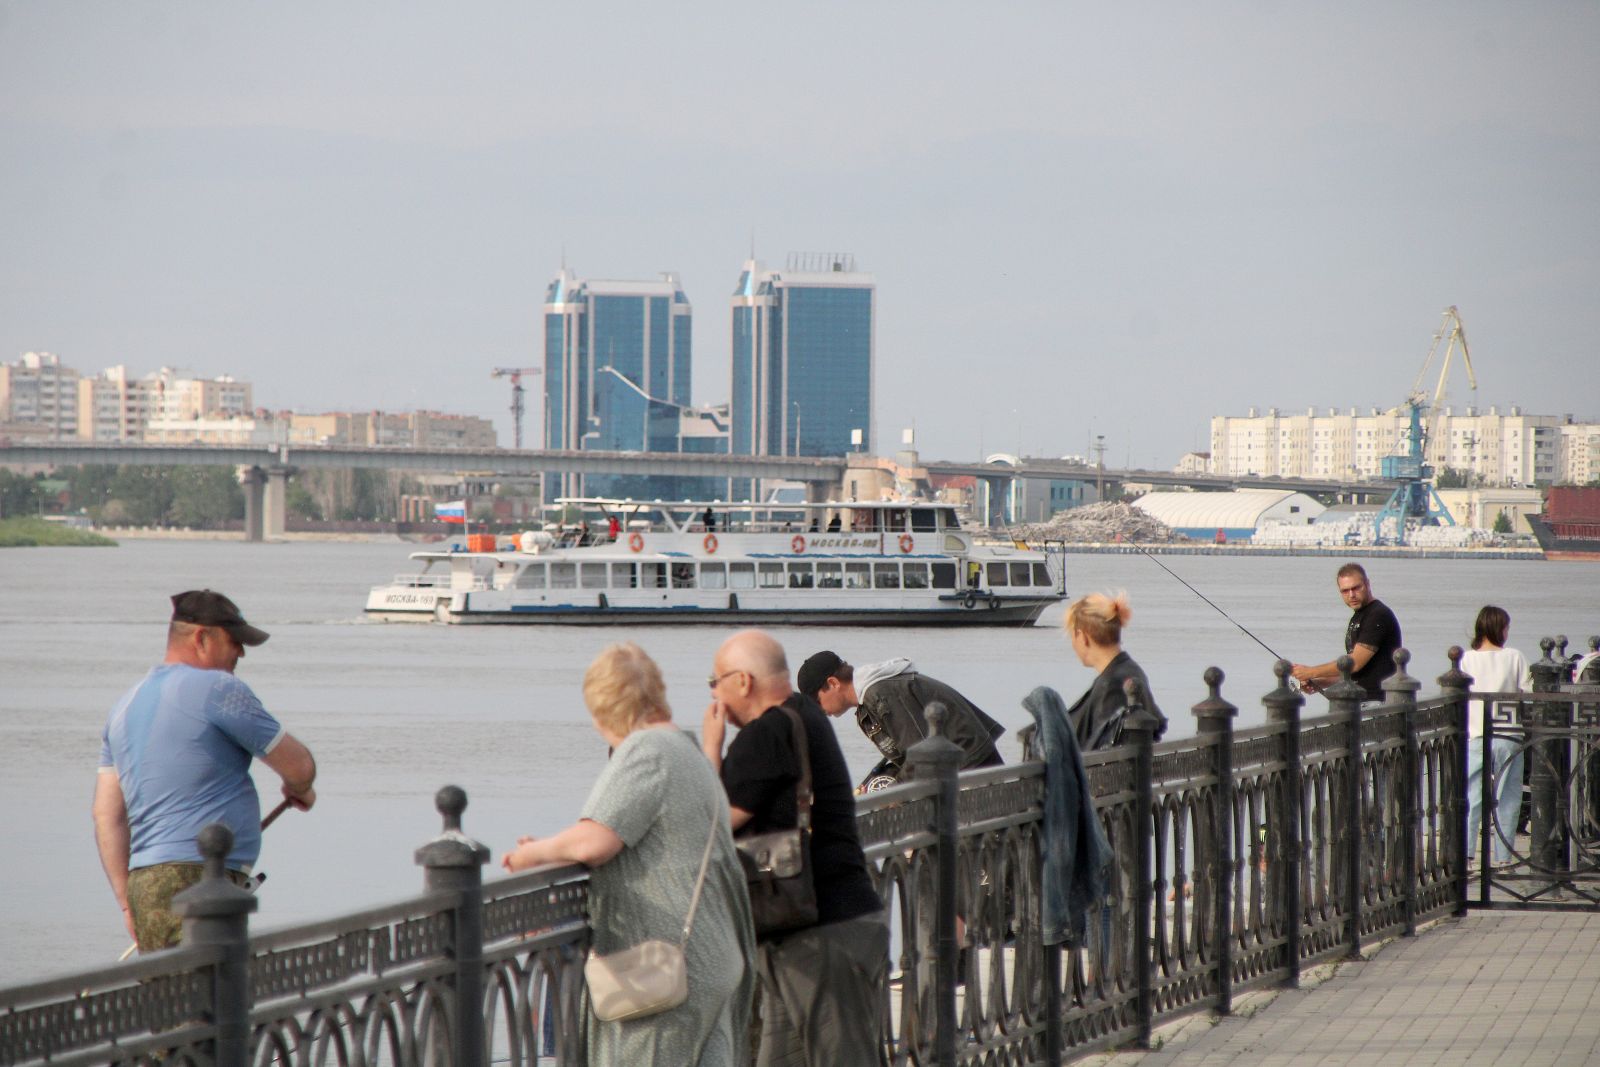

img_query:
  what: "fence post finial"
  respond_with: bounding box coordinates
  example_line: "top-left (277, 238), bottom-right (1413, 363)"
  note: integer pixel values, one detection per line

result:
top-left (907, 703), bottom-right (961, 1066)
top-left (416, 787), bottom-right (489, 1067)
top-left (173, 823), bottom-right (258, 1067)
top-left (1192, 667), bottom-right (1236, 1014)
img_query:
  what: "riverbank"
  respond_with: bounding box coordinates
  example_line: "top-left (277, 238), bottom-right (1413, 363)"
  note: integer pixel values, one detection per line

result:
top-left (0, 517), bottom-right (116, 547)
top-left (96, 526), bottom-right (407, 543)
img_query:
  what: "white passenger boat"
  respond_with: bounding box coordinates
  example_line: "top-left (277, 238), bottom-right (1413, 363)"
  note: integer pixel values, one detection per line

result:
top-left (365, 498), bottom-right (1064, 626)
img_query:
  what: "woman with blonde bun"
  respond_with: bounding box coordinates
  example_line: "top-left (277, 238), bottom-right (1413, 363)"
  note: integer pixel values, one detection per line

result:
top-left (1063, 592), bottom-right (1167, 748)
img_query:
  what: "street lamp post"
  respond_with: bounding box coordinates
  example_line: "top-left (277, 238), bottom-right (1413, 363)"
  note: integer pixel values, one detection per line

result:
top-left (792, 402), bottom-right (802, 457)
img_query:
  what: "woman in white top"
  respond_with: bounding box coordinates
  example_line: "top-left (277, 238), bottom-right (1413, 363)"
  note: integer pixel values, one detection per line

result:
top-left (1460, 605), bottom-right (1532, 866)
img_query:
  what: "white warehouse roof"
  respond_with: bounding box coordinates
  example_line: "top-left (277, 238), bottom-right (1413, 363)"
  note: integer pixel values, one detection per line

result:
top-left (1131, 489), bottom-right (1326, 531)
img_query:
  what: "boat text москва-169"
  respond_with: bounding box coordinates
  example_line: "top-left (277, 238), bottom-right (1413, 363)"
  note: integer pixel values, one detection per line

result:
top-left (365, 498), bottom-right (1064, 626)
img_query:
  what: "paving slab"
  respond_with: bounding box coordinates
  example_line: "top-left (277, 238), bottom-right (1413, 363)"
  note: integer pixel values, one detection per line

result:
top-left (1088, 912), bottom-right (1600, 1067)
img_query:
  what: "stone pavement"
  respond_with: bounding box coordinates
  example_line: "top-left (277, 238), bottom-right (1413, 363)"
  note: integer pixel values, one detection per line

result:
top-left (1094, 912), bottom-right (1600, 1067)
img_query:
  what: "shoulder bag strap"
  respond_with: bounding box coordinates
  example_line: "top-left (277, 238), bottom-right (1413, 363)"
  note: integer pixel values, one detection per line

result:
top-left (679, 803), bottom-right (722, 944)
top-left (781, 702), bottom-right (814, 832)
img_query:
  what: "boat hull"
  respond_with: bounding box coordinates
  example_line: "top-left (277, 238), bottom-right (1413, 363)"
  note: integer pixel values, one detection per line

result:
top-left (1527, 516), bottom-right (1600, 561)
top-left (365, 596), bottom-right (1056, 627)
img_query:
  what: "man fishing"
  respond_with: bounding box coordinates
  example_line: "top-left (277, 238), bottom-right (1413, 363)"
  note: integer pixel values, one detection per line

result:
top-left (1291, 563), bottom-right (1403, 704)
top-left (93, 591), bottom-right (317, 952)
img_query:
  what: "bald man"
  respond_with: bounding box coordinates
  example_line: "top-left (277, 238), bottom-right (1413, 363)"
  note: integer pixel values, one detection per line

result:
top-left (702, 629), bottom-right (886, 1067)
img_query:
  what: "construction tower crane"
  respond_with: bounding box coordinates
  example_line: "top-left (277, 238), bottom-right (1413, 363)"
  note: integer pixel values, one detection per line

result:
top-left (491, 367), bottom-right (543, 450)
top-left (1374, 306), bottom-right (1479, 545)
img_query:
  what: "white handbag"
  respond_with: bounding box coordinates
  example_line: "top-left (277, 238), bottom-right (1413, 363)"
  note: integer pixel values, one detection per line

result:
top-left (584, 811), bottom-right (720, 1022)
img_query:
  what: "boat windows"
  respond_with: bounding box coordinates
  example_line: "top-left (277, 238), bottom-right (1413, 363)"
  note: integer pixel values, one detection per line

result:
top-left (851, 510), bottom-right (878, 533)
top-left (787, 562), bottom-right (814, 589)
top-left (874, 563), bottom-right (901, 589)
top-left (931, 562), bottom-right (957, 589)
top-left (758, 563), bottom-right (785, 589)
top-left (515, 564), bottom-right (546, 589)
top-left (581, 563), bottom-right (608, 590)
top-left (884, 509), bottom-right (907, 532)
top-left (845, 562), bottom-right (871, 589)
top-left (641, 562), bottom-right (668, 589)
top-left (903, 563), bottom-right (930, 589)
top-left (671, 563), bottom-right (696, 589)
top-left (729, 562), bottom-right (756, 590)
top-left (551, 563), bottom-right (578, 589)
top-left (611, 563), bottom-right (638, 588)
top-left (701, 563), bottom-right (727, 590)
top-left (911, 509), bottom-right (937, 532)
top-left (1010, 562), bottom-right (1031, 587)
top-left (1033, 562), bottom-right (1052, 586)
top-left (937, 507), bottom-right (960, 530)
top-left (816, 562), bottom-right (843, 588)
top-left (986, 562), bottom-right (1009, 587)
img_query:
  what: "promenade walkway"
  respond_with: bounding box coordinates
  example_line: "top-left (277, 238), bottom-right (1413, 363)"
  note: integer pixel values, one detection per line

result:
top-left (1096, 912), bottom-right (1600, 1067)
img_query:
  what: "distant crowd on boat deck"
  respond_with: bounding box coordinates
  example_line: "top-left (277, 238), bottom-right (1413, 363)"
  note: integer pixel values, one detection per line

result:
top-left (96, 562), bottom-right (1576, 1067)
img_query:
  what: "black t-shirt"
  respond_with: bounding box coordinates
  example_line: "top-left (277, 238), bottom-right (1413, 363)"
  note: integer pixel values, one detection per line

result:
top-left (1346, 598), bottom-right (1402, 701)
top-left (720, 693), bottom-right (881, 925)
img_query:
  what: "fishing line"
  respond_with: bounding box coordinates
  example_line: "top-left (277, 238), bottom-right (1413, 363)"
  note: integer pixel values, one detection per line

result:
top-left (1133, 544), bottom-right (1288, 662)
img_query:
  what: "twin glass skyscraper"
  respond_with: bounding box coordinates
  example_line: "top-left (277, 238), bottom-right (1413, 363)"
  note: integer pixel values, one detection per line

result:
top-left (543, 256), bottom-right (874, 499)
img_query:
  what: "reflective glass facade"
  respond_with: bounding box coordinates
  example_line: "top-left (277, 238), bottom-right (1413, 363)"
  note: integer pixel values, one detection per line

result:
top-left (729, 260), bottom-right (872, 461)
top-left (542, 269), bottom-right (694, 499)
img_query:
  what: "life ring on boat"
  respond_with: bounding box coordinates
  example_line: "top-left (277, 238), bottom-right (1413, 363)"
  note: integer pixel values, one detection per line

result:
top-left (791, 535), bottom-right (806, 554)
top-left (962, 592), bottom-right (977, 610)
top-left (898, 534), bottom-right (914, 554)
top-left (704, 533), bottom-right (719, 554)
top-left (628, 532), bottom-right (644, 553)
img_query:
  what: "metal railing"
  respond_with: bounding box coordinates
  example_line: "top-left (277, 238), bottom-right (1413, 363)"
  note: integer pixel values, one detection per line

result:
top-left (5, 639), bottom-right (1597, 1067)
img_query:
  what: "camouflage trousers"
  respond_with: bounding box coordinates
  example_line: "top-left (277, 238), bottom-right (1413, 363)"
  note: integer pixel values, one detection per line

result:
top-left (127, 863), bottom-right (254, 952)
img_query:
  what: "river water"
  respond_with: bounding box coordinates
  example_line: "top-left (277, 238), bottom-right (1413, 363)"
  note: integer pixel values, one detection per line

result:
top-left (1, 539), bottom-right (1595, 986)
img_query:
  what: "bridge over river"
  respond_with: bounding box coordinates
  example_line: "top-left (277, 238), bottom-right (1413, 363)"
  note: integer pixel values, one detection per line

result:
top-left (0, 440), bottom-right (1397, 540)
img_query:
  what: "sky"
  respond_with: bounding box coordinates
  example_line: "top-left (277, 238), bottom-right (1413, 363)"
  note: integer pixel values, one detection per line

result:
top-left (2, 2), bottom-right (1597, 467)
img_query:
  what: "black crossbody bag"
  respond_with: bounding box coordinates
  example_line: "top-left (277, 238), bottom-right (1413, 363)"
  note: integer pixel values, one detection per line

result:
top-left (735, 703), bottom-right (818, 938)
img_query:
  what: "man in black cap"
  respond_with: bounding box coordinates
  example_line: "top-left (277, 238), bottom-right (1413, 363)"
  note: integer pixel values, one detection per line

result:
top-left (92, 590), bottom-right (317, 952)
top-left (798, 651), bottom-right (1004, 792)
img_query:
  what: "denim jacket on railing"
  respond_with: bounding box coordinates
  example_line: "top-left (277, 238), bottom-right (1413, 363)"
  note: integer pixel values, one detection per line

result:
top-left (1023, 685), bottom-right (1113, 947)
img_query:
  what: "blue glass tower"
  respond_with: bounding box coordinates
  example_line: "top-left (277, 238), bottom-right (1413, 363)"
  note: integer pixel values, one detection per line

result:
top-left (543, 269), bottom-right (698, 499)
top-left (730, 254), bottom-right (874, 462)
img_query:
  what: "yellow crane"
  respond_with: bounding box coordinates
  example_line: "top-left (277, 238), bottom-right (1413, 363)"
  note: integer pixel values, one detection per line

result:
top-left (491, 366), bottom-right (543, 450)
top-left (1408, 304), bottom-right (1479, 445)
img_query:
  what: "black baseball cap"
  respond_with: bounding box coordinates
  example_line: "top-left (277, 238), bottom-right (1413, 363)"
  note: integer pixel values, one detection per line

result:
top-left (797, 650), bottom-right (846, 698)
top-left (171, 590), bottom-right (270, 647)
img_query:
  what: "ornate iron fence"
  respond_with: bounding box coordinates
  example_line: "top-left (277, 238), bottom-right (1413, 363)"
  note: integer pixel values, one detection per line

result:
top-left (6, 639), bottom-right (1596, 1067)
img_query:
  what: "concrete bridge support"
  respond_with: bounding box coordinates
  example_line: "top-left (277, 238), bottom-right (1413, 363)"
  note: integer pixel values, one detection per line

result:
top-left (240, 467), bottom-right (264, 542)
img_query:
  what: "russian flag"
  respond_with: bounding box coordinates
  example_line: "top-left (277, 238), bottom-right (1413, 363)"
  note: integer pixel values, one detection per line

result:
top-left (435, 500), bottom-right (466, 524)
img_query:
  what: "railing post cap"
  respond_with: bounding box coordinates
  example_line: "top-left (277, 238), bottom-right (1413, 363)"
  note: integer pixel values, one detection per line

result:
top-left (1262, 659), bottom-right (1306, 718)
top-left (906, 701), bottom-right (963, 774)
top-left (415, 785), bottom-right (491, 868)
top-left (1539, 636), bottom-right (1557, 661)
top-left (1383, 647), bottom-right (1421, 697)
top-left (172, 822), bottom-right (258, 919)
top-left (1438, 644), bottom-right (1472, 692)
top-left (1120, 677), bottom-right (1162, 736)
top-left (1322, 654), bottom-right (1367, 702)
top-left (1192, 666), bottom-right (1238, 726)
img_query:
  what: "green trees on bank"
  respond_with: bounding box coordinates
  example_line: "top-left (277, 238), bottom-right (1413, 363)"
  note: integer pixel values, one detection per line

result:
top-left (0, 466), bottom-right (420, 528)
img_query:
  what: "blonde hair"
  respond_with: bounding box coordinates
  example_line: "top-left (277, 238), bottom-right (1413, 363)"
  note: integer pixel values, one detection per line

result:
top-left (1064, 591), bottom-right (1132, 648)
top-left (583, 642), bottom-right (672, 737)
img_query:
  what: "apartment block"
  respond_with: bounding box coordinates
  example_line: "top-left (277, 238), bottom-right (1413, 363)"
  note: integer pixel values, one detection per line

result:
top-left (0, 352), bottom-right (81, 439)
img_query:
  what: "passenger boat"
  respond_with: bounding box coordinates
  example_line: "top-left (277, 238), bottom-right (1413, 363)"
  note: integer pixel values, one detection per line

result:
top-left (365, 498), bottom-right (1065, 626)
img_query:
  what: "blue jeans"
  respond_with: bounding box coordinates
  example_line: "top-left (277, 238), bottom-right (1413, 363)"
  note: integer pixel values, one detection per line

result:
top-left (1466, 737), bottom-right (1525, 865)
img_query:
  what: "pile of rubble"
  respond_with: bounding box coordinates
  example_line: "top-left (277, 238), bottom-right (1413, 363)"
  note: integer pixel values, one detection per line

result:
top-left (1011, 501), bottom-right (1187, 544)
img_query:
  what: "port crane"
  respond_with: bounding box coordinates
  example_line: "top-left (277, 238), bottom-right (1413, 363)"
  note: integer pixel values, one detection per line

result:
top-left (490, 366), bottom-right (543, 450)
top-left (1373, 306), bottom-right (1479, 545)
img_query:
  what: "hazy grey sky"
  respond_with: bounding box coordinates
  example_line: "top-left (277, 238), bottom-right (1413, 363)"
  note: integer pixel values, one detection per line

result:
top-left (3, 2), bottom-right (1596, 466)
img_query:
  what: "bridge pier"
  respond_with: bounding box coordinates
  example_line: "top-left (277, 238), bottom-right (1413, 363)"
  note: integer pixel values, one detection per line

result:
top-left (263, 468), bottom-right (288, 541)
top-left (240, 467), bottom-right (264, 542)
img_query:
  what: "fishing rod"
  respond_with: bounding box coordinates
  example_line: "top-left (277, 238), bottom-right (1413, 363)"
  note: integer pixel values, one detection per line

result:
top-left (1133, 544), bottom-right (1290, 663)
top-left (116, 797), bottom-right (294, 961)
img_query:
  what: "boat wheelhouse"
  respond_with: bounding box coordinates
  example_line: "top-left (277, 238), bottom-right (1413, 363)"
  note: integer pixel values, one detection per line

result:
top-left (365, 498), bottom-right (1064, 626)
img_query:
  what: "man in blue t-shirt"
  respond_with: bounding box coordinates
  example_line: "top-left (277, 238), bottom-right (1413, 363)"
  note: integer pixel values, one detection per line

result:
top-left (93, 590), bottom-right (318, 952)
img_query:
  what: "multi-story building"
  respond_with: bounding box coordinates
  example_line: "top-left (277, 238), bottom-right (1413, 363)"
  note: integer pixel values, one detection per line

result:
top-left (542, 268), bottom-right (694, 498)
top-left (730, 253), bottom-right (874, 461)
top-left (76, 365), bottom-right (254, 442)
top-left (1210, 407), bottom-right (1597, 487)
top-left (0, 352), bottom-right (81, 439)
top-left (289, 411), bottom-right (496, 449)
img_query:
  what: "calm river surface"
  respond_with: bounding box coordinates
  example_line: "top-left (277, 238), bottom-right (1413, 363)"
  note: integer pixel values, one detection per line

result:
top-left (1, 539), bottom-right (1595, 985)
